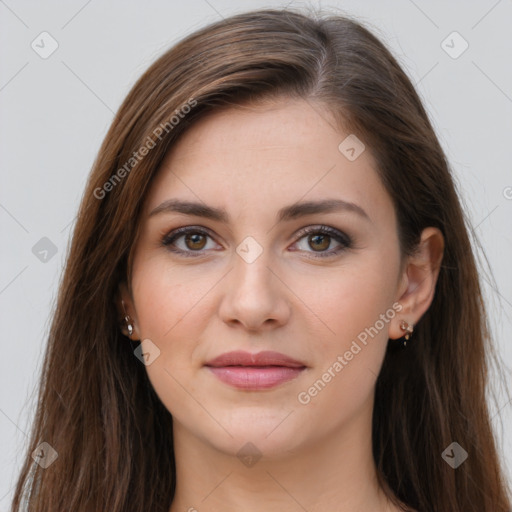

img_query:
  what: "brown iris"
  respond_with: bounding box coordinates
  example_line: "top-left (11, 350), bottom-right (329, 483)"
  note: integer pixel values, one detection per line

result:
top-left (185, 233), bottom-right (207, 250)
top-left (308, 234), bottom-right (330, 251)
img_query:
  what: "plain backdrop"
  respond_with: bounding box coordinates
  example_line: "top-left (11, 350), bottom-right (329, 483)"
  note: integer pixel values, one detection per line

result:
top-left (1, 0), bottom-right (511, 507)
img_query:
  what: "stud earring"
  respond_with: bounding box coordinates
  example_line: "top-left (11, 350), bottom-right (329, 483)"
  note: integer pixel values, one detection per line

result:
top-left (121, 300), bottom-right (134, 338)
top-left (125, 317), bottom-right (134, 337)
top-left (399, 320), bottom-right (414, 346)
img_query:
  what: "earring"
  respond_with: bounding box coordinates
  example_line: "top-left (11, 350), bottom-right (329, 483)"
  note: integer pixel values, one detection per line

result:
top-left (121, 300), bottom-right (134, 338)
top-left (399, 320), bottom-right (414, 346)
top-left (125, 317), bottom-right (134, 337)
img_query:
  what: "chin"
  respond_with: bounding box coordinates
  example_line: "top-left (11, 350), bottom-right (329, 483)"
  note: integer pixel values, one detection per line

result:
top-left (205, 408), bottom-right (305, 457)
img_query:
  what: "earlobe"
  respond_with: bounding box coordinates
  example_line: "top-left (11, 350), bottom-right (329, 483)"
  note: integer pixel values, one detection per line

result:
top-left (389, 227), bottom-right (444, 340)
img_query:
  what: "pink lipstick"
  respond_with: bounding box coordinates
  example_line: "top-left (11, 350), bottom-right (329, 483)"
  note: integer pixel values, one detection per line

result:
top-left (204, 350), bottom-right (306, 390)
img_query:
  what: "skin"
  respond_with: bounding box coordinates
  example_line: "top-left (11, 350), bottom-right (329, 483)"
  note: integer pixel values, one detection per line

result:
top-left (118, 97), bottom-right (443, 512)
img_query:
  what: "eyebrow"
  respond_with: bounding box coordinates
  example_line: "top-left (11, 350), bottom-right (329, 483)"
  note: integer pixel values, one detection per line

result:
top-left (149, 198), bottom-right (370, 223)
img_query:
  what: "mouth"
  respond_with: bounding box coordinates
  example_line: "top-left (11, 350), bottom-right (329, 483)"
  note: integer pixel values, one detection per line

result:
top-left (204, 351), bottom-right (307, 390)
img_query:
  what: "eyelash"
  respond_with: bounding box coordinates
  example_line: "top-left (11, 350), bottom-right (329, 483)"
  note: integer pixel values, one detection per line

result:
top-left (161, 225), bottom-right (353, 259)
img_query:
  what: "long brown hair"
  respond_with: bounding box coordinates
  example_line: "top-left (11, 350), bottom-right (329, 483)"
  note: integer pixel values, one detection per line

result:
top-left (10, 7), bottom-right (511, 512)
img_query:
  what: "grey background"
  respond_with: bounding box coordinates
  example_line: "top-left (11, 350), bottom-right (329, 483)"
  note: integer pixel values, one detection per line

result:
top-left (1, 0), bottom-right (511, 507)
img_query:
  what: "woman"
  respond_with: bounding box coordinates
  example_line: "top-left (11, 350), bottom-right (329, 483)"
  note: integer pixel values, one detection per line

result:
top-left (10, 7), bottom-right (511, 512)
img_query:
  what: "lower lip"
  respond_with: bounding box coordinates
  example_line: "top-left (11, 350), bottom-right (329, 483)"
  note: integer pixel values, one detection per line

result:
top-left (206, 366), bottom-right (305, 390)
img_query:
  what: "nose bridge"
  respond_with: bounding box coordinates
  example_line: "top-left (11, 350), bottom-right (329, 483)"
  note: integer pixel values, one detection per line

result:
top-left (232, 234), bottom-right (274, 293)
top-left (218, 233), bottom-right (290, 330)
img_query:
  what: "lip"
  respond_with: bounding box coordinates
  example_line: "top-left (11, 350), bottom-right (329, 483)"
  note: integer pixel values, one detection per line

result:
top-left (204, 350), bottom-right (307, 390)
top-left (205, 350), bottom-right (306, 368)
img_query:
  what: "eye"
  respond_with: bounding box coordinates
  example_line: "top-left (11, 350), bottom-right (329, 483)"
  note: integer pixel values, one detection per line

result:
top-left (162, 224), bottom-right (352, 259)
top-left (162, 226), bottom-right (220, 257)
top-left (291, 225), bottom-right (352, 258)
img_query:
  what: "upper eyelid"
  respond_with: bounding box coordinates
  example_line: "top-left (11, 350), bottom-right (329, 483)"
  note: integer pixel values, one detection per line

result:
top-left (294, 225), bottom-right (350, 241)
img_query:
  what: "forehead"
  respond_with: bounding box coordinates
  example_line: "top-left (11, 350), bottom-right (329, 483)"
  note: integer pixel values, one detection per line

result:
top-left (144, 98), bottom-right (394, 225)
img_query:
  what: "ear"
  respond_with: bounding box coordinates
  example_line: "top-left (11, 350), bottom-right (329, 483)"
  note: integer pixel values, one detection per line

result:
top-left (115, 281), bottom-right (140, 340)
top-left (389, 227), bottom-right (444, 340)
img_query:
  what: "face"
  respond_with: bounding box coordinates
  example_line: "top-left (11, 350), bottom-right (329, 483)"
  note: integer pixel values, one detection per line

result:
top-left (121, 97), bottom-right (407, 458)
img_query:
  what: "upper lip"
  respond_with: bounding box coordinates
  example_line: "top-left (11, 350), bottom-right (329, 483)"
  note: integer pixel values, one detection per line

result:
top-left (205, 350), bottom-right (306, 368)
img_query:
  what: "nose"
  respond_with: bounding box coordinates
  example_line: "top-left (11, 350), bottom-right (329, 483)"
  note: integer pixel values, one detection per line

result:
top-left (218, 248), bottom-right (291, 332)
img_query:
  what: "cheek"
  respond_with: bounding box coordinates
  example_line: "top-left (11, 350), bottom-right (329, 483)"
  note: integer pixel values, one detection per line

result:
top-left (131, 254), bottom-right (219, 341)
top-left (291, 251), bottom-right (399, 406)
top-left (292, 251), bottom-right (398, 348)
top-left (130, 259), bottom-right (220, 422)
